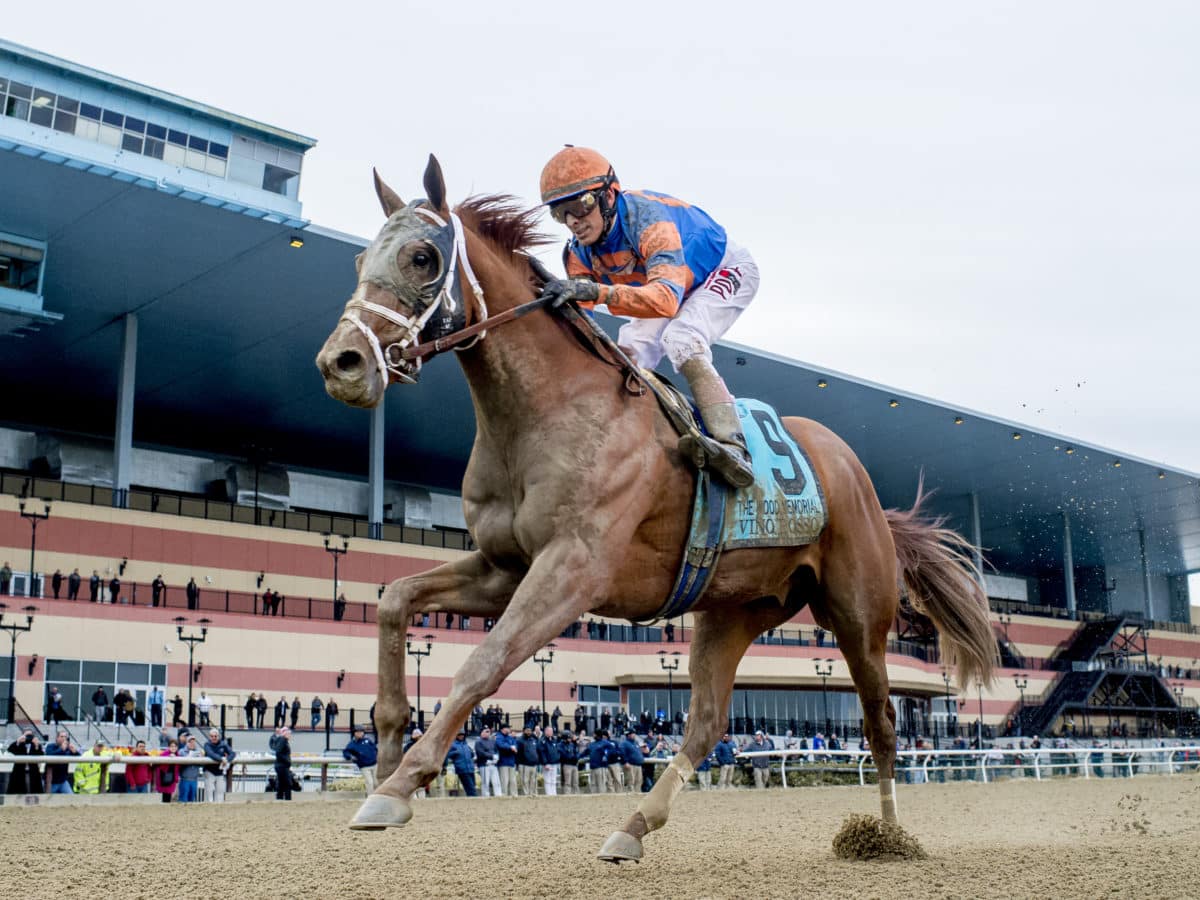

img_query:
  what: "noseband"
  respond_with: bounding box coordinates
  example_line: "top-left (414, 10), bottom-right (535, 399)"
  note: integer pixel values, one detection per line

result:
top-left (340, 206), bottom-right (487, 390)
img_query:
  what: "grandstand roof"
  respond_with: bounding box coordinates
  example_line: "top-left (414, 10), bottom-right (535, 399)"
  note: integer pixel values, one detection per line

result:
top-left (1, 97), bottom-right (1197, 598)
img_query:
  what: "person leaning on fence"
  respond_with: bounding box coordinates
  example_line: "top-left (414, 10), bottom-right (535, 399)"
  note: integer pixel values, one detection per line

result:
top-left (202, 728), bottom-right (236, 802)
top-left (310, 696), bottom-right (323, 731)
top-left (344, 725), bottom-right (379, 793)
top-left (495, 724), bottom-right (519, 797)
top-left (73, 740), bottom-right (110, 795)
top-left (715, 733), bottom-right (738, 789)
top-left (473, 726), bottom-right (502, 797)
top-left (557, 730), bottom-right (581, 795)
top-left (45, 731), bottom-right (79, 794)
top-left (176, 735), bottom-right (205, 802)
top-left (750, 730), bottom-right (775, 788)
top-left (126, 740), bottom-right (154, 793)
top-left (588, 730), bottom-right (613, 794)
top-left (517, 726), bottom-right (541, 796)
top-left (269, 727), bottom-right (293, 800)
top-left (619, 730), bottom-right (646, 794)
top-left (155, 739), bottom-right (180, 802)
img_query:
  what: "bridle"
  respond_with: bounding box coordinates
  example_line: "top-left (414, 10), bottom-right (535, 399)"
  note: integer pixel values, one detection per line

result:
top-left (339, 205), bottom-right (487, 391)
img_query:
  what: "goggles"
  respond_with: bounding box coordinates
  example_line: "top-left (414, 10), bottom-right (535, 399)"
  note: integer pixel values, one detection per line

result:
top-left (549, 191), bottom-right (599, 224)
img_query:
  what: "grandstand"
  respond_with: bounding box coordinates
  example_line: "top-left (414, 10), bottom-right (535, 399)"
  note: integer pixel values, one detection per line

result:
top-left (2, 38), bottom-right (1199, 749)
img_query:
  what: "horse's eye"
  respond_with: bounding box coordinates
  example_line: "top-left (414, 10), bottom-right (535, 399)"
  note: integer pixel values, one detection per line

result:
top-left (413, 251), bottom-right (431, 268)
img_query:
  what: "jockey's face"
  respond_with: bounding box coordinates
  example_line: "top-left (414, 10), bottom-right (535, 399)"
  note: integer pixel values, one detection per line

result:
top-left (563, 189), bottom-right (610, 247)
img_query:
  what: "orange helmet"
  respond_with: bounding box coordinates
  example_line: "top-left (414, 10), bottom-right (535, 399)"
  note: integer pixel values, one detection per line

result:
top-left (539, 146), bottom-right (620, 205)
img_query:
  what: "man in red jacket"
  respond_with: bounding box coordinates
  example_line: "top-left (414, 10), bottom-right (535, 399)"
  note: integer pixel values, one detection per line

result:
top-left (125, 740), bottom-right (153, 793)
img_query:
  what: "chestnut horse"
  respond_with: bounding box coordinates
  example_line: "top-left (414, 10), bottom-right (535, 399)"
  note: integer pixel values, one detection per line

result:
top-left (315, 156), bottom-right (995, 862)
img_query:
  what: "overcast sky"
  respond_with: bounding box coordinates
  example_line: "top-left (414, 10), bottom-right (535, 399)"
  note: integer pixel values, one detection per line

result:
top-left (10, 1), bottom-right (1200, 473)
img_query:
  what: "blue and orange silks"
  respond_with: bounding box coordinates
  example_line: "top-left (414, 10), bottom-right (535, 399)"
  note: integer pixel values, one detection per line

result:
top-left (564, 190), bottom-right (727, 319)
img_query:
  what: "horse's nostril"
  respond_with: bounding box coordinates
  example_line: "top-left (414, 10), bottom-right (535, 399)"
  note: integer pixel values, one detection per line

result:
top-left (336, 350), bottom-right (363, 373)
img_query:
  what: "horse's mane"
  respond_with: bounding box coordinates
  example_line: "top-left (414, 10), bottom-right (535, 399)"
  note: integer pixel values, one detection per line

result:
top-left (454, 194), bottom-right (553, 256)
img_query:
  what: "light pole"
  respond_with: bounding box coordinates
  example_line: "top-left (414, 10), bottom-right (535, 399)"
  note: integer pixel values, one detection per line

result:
top-left (0, 603), bottom-right (36, 722)
top-left (997, 612), bottom-right (1012, 646)
top-left (815, 659), bottom-right (834, 735)
top-left (322, 533), bottom-right (349, 613)
top-left (658, 650), bottom-right (681, 733)
top-left (174, 617), bottom-right (210, 726)
top-left (18, 499), bottom-right (51, 598)
top-left (534, 643), bottom-right (557, 727)
top-left (406, 633), bottom-right (434, 730)
top-left (941, 666), bottom-right (955, 744)
top-left (1013, 674), bottom-right (1028, 736)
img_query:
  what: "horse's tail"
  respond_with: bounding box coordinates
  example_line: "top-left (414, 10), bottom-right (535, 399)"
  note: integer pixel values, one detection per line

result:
top-left (885, 482), bottom-right (997, 689)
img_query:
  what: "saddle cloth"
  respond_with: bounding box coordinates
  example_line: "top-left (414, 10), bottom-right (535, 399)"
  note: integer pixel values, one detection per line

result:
top-left (645, 392), bottom-right (827, 621)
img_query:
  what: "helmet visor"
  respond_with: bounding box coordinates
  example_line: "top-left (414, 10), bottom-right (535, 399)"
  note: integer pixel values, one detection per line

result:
top-left (549, 191), bottom-right (599, 224)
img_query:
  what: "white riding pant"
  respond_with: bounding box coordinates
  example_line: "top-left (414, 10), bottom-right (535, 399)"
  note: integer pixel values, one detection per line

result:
top-left (618, 241), bottom-right (759, 372)
top-left (480, 764), bottom-right (502, 797)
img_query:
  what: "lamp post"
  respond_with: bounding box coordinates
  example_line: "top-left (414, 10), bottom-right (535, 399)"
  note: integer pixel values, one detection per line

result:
top-left (406, 634), bottom-right (434, 730)
top-left (18, 499), bottom-right (51, 598)
top-left (534, 643), bottom-right (557, 727)
top-left (0, 603), bottom-right (36, 722)
top-left (941, 666), bottom-right (955, 743)
top-left (322, 533), bottom-right (349, 613)
top-left (815, 659), bottom-right (834, 735)
top-left (997, 612), bottom-right (1012, 646)
top-left (174, 617), bottom-right (210, 726)
top-left (658, 650), bottom-right (681, 733)
top-left (1013, 674), bottom-right (1028, 736)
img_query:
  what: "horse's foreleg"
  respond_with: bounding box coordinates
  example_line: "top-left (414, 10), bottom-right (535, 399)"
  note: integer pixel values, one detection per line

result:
top-left (374, 552), bottom-right (518, 781)
top-left (599, 607), bottom-right (774, 864)
top-left (353, 539), bottom-right (601, 831)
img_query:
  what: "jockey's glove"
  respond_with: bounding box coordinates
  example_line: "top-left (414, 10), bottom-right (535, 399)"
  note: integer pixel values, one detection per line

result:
top-left (539, 277), bottom-right (600, 308)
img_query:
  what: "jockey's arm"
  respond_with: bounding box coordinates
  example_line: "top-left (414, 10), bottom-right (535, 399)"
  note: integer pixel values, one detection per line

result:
top-left (566, 221), bottom-right (688, 320)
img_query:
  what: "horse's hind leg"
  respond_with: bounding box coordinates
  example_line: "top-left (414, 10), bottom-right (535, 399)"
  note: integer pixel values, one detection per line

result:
top-left (598, 603), bottom-right (787, 863)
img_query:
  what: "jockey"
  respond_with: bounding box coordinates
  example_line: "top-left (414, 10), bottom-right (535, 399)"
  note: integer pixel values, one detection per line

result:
top-left (537, 146), bottom-right (760, 488)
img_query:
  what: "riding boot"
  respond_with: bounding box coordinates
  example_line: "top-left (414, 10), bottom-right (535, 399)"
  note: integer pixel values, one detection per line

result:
top-left (676, 357), bottom-right (754, 488)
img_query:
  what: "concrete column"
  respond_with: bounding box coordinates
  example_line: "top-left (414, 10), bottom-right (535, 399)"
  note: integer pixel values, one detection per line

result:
top-left (1062, 510), bottom-right (1077, 616)
top-left (112, 313), bottom-right (138, 509)
top-left (368, 400), bottom-right (385, 539)
top-left (968, 492), bottom-right (984, 578)
top-left (1139, 526), bottom-right (1153, 621)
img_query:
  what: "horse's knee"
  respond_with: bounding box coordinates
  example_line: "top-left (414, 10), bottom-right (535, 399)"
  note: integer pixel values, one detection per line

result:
top-left (377, 580), bottom-right (414, 628)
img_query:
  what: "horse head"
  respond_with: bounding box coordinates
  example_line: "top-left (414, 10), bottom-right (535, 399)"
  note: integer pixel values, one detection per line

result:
top-left (316, 155), bottom-right (479, 408)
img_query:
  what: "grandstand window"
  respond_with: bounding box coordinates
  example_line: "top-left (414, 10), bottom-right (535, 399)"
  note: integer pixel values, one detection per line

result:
top-left (43, 657), bottom-right (168, 723)
top-left (29, 89), bottom-right (55, 127)
top-left (144, 136), bottom-right (165, 160)
top-left (0, 236), bottom-right (45, 295)
top-left (262, 162), bottom-right (298, 198)
top-left (102, 108), bottom-right (124, 127)
top-left (79, 102), bottom-right (102, 120)
top-left (122, 133), bottom-right (143, 153)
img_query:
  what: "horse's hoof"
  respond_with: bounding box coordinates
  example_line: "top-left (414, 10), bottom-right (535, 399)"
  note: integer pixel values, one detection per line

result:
top-left (348, 793), bottom-right (413, 830)
top-left (597, 830), bottom-right (643, 864)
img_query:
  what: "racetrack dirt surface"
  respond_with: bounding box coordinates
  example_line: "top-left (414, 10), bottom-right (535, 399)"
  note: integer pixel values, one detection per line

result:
top-left (2, 775), bottom-right (1198, 899)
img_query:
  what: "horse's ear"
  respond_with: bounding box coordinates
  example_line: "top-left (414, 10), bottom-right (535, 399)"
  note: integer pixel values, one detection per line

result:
top-left (423, 154), bottom-right (448, 214)
top-left (373, 168), bottom-right (405, 217)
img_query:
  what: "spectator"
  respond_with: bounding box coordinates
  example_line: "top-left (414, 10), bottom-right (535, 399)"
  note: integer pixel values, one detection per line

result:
top-left (274, 696), bottom-right (288, 729)
top-left (202, 728), bottom-right (236, 803)
top-left (290, 697), bottom-right (301, 730)
top-left (6, 730), bottom-right (44, 794)
top-left (257, 694), bottom-right (269, 729)
top-left (311, 696), bottom-right (324, 731)
top-left (619, 730), bottom-right (646, 793)
top-left (334, 593), bottom-right (347, 622)
top-left (45, 730), bottom-right (79, 794)
top-left (695, 746), bottom-right (716, 790)
top-left (197, 691), bottom-right (212, 727)
top-left (474, 726), bottom-right (501, 797)
top-left (108, 575), bottom-right (121, 604)
top-left (749, 730), bottom-right (774, 788)
top-left (550, 706), bottom-right (562, 730)
top-left (574, 705), bottom-right (586, 734)
top-left (156, 739), bottom-right (180, 802)
top-left (715, 733), bottom-right (737, 788)
top-left (92, 685), bottom-right (109, 724)
top-left (558, 730), bottom-right (581, 795)
top-left (606, 733), bottom-right (625, 793)
top-left (88, 570), bottom-right (100, 602)
top-left (495, 724), bottom-right (519, 797)
top-left (446, 731), bottom-right (477, 796)
top-left (244, 693), bottom-right (257, 729)
top-left (539, 725), bottom-right (561, 796)
top-left (176, 736), bottom-right (204, 802)
top-left (664, 621), bottom-right (675, 643)
top-left (588, 730), bottom-right (614, 794)
top-left (0, 561), bottom-right (11, 596)
top-left (45, 685), bottom-right (66, 724)
top-left (170, 694), bottom-right (183, 727)
top-left (326, 697), bottom-right (339, 731)
top-left (344, 725), bottom-right (379, 793)
top-left (186, 577), bottom-right (199, 610)
top-left (152, 574), bottom-right (166, 607)
top-left (74, 740), bottom-right (110, 795)
top-left (148, 685), bottom-right (164, 728)
top-left (51, 568), bottom-right (63, 599)
top-left (517, 726), bottom-right (541, 796)
top-left (122, 690), bottom-right (136, 726)
top-left (67, 567), bottom-right (81, 600)
top-left (125, 740), bottom-right (153, 793)
top-left (269, 727), bottom-right (293, 800)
